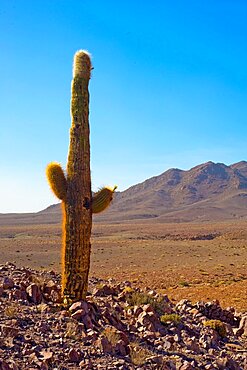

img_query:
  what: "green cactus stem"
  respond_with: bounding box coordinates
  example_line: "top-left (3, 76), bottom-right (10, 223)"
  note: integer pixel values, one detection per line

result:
top-left (46, 50), bottom-right (116, 304)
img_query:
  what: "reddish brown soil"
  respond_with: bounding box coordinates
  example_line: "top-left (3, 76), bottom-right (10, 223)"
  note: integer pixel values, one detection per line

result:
top-left (0, 221), bottom-right (246, 311)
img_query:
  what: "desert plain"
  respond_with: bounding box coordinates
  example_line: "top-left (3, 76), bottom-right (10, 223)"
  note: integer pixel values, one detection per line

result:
top-left (0, 219), bottom-right (246, 312)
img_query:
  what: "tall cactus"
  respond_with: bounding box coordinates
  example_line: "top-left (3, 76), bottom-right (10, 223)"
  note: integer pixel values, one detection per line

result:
top-left (46, 50), bottom-right (116, 304)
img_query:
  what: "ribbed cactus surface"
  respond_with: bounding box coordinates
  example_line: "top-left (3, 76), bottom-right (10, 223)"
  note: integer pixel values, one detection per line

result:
top-left (46, 50), bottom-right (116, 304)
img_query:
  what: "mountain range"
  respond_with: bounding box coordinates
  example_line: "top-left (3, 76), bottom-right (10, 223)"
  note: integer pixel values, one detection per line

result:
top-left (1, 161), bottom-right (247, 224)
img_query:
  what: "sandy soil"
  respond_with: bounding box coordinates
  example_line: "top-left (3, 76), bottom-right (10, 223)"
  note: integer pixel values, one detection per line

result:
top-left (0, 221), bottom-right (246, 311)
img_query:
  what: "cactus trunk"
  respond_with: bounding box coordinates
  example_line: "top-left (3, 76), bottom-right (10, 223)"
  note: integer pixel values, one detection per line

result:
top-left (46, 50), bottom-right (117, 305)
top-left (62, 51), bottom-right (92, 303)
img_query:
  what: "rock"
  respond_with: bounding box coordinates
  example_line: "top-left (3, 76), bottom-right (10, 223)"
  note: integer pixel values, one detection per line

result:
top-left (71, 309), bottom-right (85, 320)
top-left (85, 329), bottom-right (98, 342)
top-left (133, 306), bottom-right (143, 317)
top-left (9, 363), bottom-right (19, 370)
top-left (184, 336), bottom-right (201, 353)
top-left (143, 304), bottom-right (155, 314)
top-left (216, 357), bottom-right (240, 370)
top-left (69, 301), bottom-right (89, 315)
top-left (39, 349), bottom-right (53, 360)
top-left (0, 263), bottom-right (246, 369)
top-left (81, 314), bottom-right (94, 330)
top-left (115, 339), bottom-right (129, 356)
top-left (196, 300), bottom-right (237, 326)
top-left (163, 338), bottom-right (172, 350)
top-left (97, 336), bottom-right (113, 354)
top-left (2, 277), bottom-right (14, 289)
top-left (142, 330), bottom-right (156, 341)
top-left (9, 288), bottom-right (27, 301)
top-left (208, 348), bottom-right (217, 355)
top-left (146, 355), bottom-right (163, 365)
top-left (68, 348), bottom-right (82, 363)
top-left (179, 362), bottom-right (194, 370)
top-left (234, 314), bottom-right (247, 336)
top-left (50, 289), bottom-right (62, 303)
top-left (174, 333), bottom-right (181, 342)
top-left (224, 322), bottom-right (233, 336)
top-left (26, 283), bottom-right (42, 304)
top-left (43, 280), bottom-right (57, 294)
top-left (93, 284), bottom-right (118, 297)
top-left (0, 325), bottom-right (18, 338)
top-left (40, 362), bottom-right (49, 370)
top-left (0, 360), bottom-right (11, 370)
top-left (137, 311), bottom-right (150, 326)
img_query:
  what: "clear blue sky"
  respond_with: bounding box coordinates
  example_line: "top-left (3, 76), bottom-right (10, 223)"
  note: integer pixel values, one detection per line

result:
top-left (1, 0), bottom-right (246, 213)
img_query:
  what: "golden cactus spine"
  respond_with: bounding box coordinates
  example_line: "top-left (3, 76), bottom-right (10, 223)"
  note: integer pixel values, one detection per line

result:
top-left (46, 50), bottom-right (116, 304)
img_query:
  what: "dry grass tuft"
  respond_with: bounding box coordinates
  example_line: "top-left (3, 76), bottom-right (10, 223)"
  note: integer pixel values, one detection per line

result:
top-left (102, 326), bottom-right (121, 345)
top-left (129, 342), bottom-right (154, 366)
top-left (160, 313), bottom-right (181, 325)
top-left (126, 291), bottom-right (165, 315)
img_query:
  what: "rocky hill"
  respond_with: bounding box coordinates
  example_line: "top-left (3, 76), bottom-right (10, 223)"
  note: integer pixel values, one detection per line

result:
top-left (99, 160), bottom-right (247, 222)
top-left (1, 161), bottom-right (247, 224)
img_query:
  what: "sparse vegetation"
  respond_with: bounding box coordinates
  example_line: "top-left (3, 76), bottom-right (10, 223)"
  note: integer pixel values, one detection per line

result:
top-left (160, 313), bottom-right (181, 325)
top-left (0, 262), bottom-right (246, 368)
top-left (125, 291), bottom-right (166, 315)
top-left (179, 280), bottom-right (190, 287)
top-left (4, 303), bottom-right (18, 318)
top-left (129, 342), bottom-right (154, 366)
top-left (64, 321), bottom-right (80, 340)
top-left (0, 221), bottom-right (247, 311)
top-left (203, 319), bottom-right (227, 337)
top-left (102, 326), bottom-right (121, 345)
top-left (122, 286), bottom-right (134, 294)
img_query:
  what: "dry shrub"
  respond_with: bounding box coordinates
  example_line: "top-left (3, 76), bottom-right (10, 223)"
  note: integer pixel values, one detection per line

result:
top-left (4, 303), bottom-right (18, 318)
top-left (102, 326), bottom-right (121, 345)
top-left (160, 313), bottom-right (181, 325)
top-left (125, 291), bottom-right (165, 315)
top-left (129, 342), bottom-right (153, 366)
top-left (64, 321), bottom-right (80, 340)
top-left (203, 319), bottom-right (227, 337)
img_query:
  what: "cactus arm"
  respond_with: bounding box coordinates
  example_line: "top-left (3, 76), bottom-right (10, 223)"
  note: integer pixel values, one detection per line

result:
top-left (46, 162), bottom-right (67, 201)
top-left (92, 186), bottom-right (117, 214)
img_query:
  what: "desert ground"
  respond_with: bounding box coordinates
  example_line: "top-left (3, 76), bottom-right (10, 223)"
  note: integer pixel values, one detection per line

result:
top-left (0, 220), bottom-right (246, 312)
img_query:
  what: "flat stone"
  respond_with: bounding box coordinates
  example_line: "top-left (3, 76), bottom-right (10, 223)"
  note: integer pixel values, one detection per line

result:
top-left (69, 301), bottom-right (89, 315)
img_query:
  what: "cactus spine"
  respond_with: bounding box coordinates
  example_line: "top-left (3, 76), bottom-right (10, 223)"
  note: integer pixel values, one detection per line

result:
top-left (46, 50), bottom-right (116, 304)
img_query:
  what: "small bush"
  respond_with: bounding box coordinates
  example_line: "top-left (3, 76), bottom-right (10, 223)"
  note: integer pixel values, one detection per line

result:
top-left (123, 286), bottom-right (134, 294)
top-left (64, 321), bottom-right (80, 340)
top-left (203, 319), bottom-right (227, 337)
top-left (102, 326), bottom-right (121, 345)
top-left (179, 281), bottom-right (190, 287)
top-left (160, 313), bottom-right (181, 325)
top-left (129, 342), bottom-right (153, 366)
top-left (4, 303), bottom-right (18, 318)
top-left (125, 291), bottom-right (165, 315)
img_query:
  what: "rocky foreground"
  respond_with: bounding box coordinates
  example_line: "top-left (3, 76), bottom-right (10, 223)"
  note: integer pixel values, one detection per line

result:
top-left (0, 263), bottom-right (246, 369)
